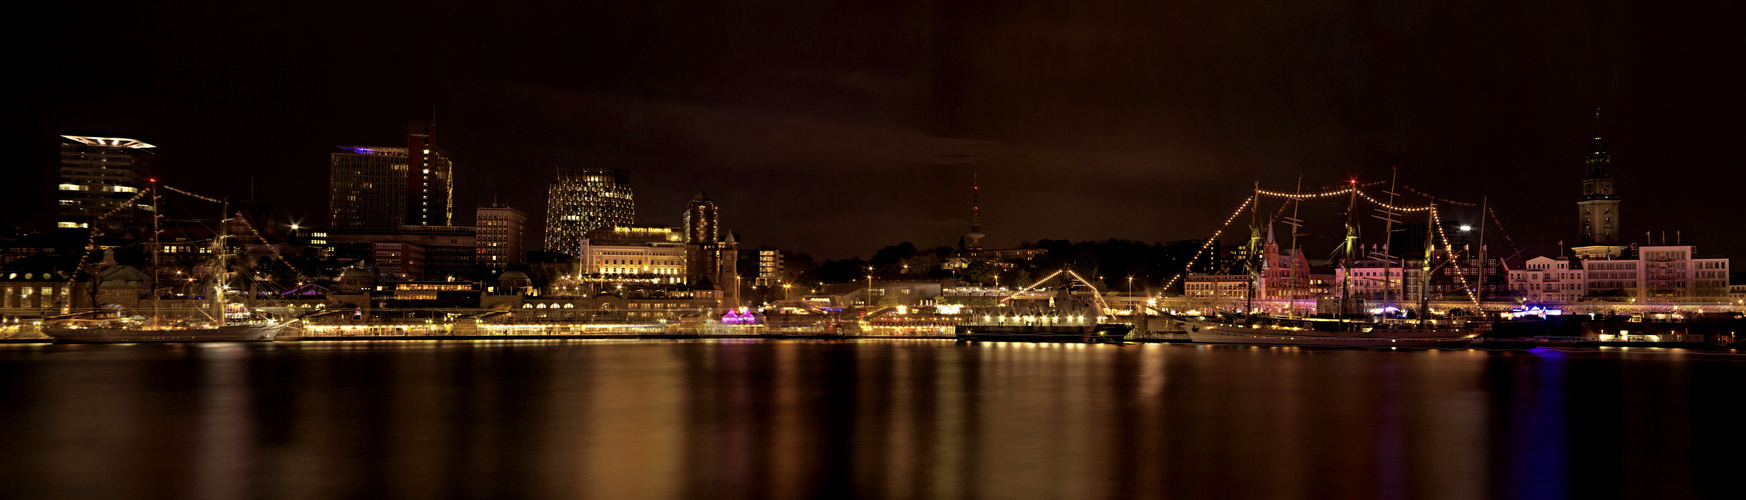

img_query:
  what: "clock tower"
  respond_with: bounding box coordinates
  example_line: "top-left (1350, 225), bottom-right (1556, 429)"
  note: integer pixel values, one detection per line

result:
top-left (1573, 133), bottom-right (1626, 259)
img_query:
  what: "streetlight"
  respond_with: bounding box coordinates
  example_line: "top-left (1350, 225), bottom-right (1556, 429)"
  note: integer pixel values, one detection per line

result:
top-left (783, 283), bottom-right (792, 301)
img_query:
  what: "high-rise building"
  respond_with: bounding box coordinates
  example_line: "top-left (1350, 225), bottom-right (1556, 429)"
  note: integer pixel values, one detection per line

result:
top-left (404, 123), bottom-right (452, 227)
top-left (329, 123), bottom-right (453, 230)
top-left (476, 204), bottom-right (527, 269)
top-left (682, 192), bottom-right (719, 287)
top-left (544, 166), bottom-right (633, 257)
top-left (57, 135), bottom-right (156, 234)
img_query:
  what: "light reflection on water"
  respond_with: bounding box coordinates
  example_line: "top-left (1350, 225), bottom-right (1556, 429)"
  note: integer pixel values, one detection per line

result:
top-left (1, 341), bottom-right (1741, 499)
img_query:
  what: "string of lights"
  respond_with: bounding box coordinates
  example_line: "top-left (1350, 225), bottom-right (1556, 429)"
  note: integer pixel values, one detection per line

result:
top-left (1000, 269), bottom-right (1064, 304)
top-left (66, 190), bottom-right (152, 281)
top-left (1486, 205), bottom-right (1525, 261)
top-left (1060, 269), bottom-right (1112, 312)
top-left (1399, 184), bottom-right (1477, 207)
top-left (1162, 195), bottom-right (1254, 292)
top-left (162, 185), bottom-right (223, 204)
top-left (1428, 206), bottom-right (1482, 307)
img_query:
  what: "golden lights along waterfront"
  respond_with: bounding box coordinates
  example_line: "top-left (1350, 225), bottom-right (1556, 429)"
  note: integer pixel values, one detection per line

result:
top-left (12, 2), bottom-right (1746, 498)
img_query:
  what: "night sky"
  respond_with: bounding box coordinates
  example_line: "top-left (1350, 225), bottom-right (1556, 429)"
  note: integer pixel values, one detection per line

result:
top-left (8, 1), bottom-right (1745, 261)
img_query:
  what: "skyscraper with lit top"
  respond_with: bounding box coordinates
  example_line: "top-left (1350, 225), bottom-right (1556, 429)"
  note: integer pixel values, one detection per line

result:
top-left (57, 135), bottom-right (156, 235)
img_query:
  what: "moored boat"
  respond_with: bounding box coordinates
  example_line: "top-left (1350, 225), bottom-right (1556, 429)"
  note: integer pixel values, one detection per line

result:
top-left (44, 322), bottom-right (289, 343)
top-left (1187, 317), bottom-right (1473, 348)
top-left (955, 322), bottom-right (1133, 343)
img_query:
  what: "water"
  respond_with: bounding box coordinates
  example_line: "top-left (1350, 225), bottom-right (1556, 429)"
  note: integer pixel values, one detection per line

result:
top-left (2, 340), bottom-right (1742, 499)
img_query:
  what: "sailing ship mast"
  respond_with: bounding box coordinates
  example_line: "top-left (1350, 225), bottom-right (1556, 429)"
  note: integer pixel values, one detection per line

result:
top-left (1476, 196), bottom-right (1487, 315)
top-left (1339, 181), bottom-right (1359, 321)
top-left (151, 179), bottom-right (160, 329)
top-left (1419, 206), bottom-right (1435, 322)
top-left (1284, 175), bottom-right (1304, 318)
top-left (1379, 169), bottom-right (1398, 316)
top-left (213, 202), bottom-right (230, 327)
top-left (1245, 182), bottom-right (1260, 317)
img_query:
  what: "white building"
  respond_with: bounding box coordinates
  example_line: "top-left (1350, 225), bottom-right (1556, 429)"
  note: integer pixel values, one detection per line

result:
top-left (1508, 256), bottom-right (1586, 304)
top-left (1508, 245), bottom-right (1729, 303)
top-left (1184, 274), bottom-right (1248, 298)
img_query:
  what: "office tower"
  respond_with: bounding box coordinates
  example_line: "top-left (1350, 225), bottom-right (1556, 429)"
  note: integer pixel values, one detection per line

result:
top-left (544, 166), bottom-right (633, 257)
top-left (476, 204), bottom-right (527, 269)
top-left (57, 135), bottom-right (156, 234)
top-left (330, 123), bottom-right (453, 229)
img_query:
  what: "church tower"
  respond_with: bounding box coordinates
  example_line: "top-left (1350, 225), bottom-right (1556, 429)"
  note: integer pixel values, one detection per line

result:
top-left (1573, 110), bottom-right (1626, 259)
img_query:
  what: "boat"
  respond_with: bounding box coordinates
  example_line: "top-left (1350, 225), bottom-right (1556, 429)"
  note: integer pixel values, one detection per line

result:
top-left (955, 269), bottom-right (1134, 344)
top-left (1186, 315), bottom-right (1473, 348)
top-left (956, 321), bottom-right (1133, 344)
top-left (43, 320), bottom-right (288, 343)
top-left (42, 188), bottom-right (293, 343)
top-left (1184, 179), bottom-right (1478, 349)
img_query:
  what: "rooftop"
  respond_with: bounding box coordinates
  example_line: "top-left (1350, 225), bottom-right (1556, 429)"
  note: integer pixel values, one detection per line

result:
top-left (63, 135), bottom-right (155, 149)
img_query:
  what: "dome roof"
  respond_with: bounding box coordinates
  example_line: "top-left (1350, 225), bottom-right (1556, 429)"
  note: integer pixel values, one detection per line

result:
top-left (499, 270), bottom-right (530, 280)
top-left (339, 267), bottom-right (376, 279)
top-left (1588, 136), bottom-right (1608, 155)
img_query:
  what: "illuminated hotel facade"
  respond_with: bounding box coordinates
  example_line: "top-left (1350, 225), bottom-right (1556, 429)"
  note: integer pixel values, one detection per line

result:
top-left (329, 123), bottom-right (453, 230)
top-left (57, 135), bottom-right (156, 234)
top-left (578, 225), bottom-right (687, 284)
top-left (544, 166), bottom-right (633, 257)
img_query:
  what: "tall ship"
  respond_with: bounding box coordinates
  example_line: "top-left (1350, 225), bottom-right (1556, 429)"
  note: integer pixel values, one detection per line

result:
top-left (1183, 179), bottom-right (1483, 348)
top-left (955, 269), bottom-right (1133, 344)
top-left (42, 184), bottom-right (292, 343)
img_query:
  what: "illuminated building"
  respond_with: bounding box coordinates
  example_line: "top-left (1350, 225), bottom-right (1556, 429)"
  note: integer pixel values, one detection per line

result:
top-left (1508, 257), bottom-right (1587, 304)
top-left (329, 123), bottom-right (453, 229)
top-left (1184, 274), bottom-right (1248, 298)
top-left (372, 242), bottom-right (425, 280)
top-left (57, 135), bottom-right (155, 235)
top-left (324, 225), bottom-right (476, 280)
top-left (544, 166), bottom-right (633, 257)
top-left (737, 248), bottom-right (783, 287)
top-left (578, 225), bottom-right (687, 284)
top-left (1573, 131), bottom-right (1626, 259)
top-left (683, 192), bottom-right (719, 287)
top-left (476, 204), bottom-right (527, 269)
top-left (1511, 246), bottom-right (1731, 302)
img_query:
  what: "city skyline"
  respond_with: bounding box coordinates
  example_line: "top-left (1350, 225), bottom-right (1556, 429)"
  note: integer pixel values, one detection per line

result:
top-left (8, 1), bottom-right (1745, 262)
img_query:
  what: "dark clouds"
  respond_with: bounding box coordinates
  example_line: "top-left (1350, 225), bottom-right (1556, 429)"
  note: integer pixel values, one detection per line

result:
top-left (7, 0), bottom-right (1745, 259)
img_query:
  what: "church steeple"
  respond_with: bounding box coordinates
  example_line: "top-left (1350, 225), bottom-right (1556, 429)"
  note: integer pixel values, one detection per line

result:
top-left (965, 172), bottom-right (985, 251)
top-left (1576, 107), bottom-right (1622, 253)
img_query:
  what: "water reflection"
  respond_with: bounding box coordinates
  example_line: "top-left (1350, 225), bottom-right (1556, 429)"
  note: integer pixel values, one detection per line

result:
top-left (2, 341), bottom-right (1743, 499)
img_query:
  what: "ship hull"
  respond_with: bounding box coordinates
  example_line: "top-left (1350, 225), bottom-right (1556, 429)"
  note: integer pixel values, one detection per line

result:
top-left (1189, 326), bottom-right (1472, 348)
top-left (43, 324), bottom-right (288, 343)
top-left (955, 324), bottom-right (1133, 344)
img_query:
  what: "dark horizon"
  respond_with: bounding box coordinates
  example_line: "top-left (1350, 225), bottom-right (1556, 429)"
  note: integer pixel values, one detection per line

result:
top-left (8, 1), bottom-right (1745, 260)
